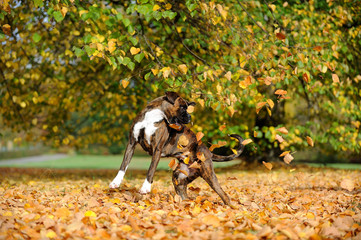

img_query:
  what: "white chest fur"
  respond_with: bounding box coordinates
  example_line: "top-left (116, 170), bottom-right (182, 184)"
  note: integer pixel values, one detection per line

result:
top-left (133, 109), bottom-right (165, 144)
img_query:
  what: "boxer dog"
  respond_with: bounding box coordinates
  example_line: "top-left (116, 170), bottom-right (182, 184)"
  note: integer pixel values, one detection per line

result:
top-left (109, 92), bottom-right (244, 205)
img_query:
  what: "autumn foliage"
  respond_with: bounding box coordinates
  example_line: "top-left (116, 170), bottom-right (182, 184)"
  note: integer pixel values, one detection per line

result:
top-left (0, 1), bottom-right (360, 161)
top-left (1, 167), bottom-right (361, 239)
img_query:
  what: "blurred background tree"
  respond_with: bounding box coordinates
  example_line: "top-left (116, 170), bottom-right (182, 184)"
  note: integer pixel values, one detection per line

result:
top-left (0, 0), bottom-right (360, 163)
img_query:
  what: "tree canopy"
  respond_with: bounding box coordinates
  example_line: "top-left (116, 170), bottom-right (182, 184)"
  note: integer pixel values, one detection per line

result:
top-left (1, 0), bottom-right (360, 162)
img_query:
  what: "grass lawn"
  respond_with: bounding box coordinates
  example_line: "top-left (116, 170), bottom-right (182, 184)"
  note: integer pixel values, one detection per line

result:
top-left (0, 154), bottom-right (242, 170)
top-left (304, 162), bottom-right (361, 170)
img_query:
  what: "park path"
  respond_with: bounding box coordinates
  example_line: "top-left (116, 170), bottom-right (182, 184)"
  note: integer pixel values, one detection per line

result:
top-left (0, 154), bottom-right (68, 166)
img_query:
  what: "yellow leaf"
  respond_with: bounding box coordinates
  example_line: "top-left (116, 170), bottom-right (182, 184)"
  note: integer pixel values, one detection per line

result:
top-left (219, 124), bottom-right (226, 131)
top-left (120, 225), bottom-right (132, 232)
top-left (108, 39), bottom-right (116, 53)
top-left (121, 80), bottom-right (129, 89)
top-left (177, 64), bottom-right (188, 74)
top-left (198, 99), bottom-right (204, 107)
top-left (151, 68), bottom-right (159, 75)
top-left (61, 7), bottom-right (68, 17)
top-left (216, 4), bottom-right (227, 20)
top-left (46, 230), bottom-right (57, 239)
top-left (153, 4), bottom-right (161, 11)
top-left (340, 179), bottom-right (355, 191)
top-left (161, 67), bottom-right (171, 78)
top-left (269, 4), bottom-right (276, 11)
top-left (20, 102), bottom-right (26, 108)
top-left (231, 149), bottom-right (238, 154)
top-left (242, 139), bottom-right (253, 145)
top-left (178, 135), bottom-right (189, 147)
top-left (53, 126), bottom-right (58, 133)
top-left (79, 10), bottom-right (88, 16)
top-left (267, 99), bottom-right (274, 109)
top-left (168, 159), bottom-right (178, 170)
top-left (253, 131), bottom-right (258, 138)
top-left (275, 134), bottom-right (284, 143)
top-left (266, 107), bottom-right (272, 116)
top-left (84, 210), bottom-right (97, 218)
top-left (227, 106), bottom-right (235, 117)
top-left (183, 157), bottom-right (190, 164)
top-left (306, 136), bottom-right (314, 147)
top-left (130, 47), bottom-right (141, 55)
top-left (224, 71), bottom-right (232, 81)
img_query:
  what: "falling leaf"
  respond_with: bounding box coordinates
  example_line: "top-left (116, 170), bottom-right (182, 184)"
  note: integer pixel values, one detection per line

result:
top-left (231, 149), bottom-right (238, 154)
top-left (275, 134), bottom-right (284, 143)
top-left (151, 68), bottom-right (159, 75)
top-left (256, 102), bottom-right (267, 114)
top-left (279, 151), bottom-right (290, 157)
top-left (253, 131), bottom-right (258, 137)
top-left (242, 139), bottom-right (253, 145)
top-left (168, 159), bottom-right (178, 170)
top-left (209, 141), bottom-right (227, 151)
top-left (196, 152), bottom-right (206, 162)
top-left (187, 105), bottom-right (194, 113)
top-left (178, 169), bottom-right (188, 176)
top-left (306, 136), bottom-right (314, 147)
top-left (169, 123), bottom-right (183, 131)
top-left (177, 64), bottom-right (188, 74)
top-left (332, 73), bottom-right (340, 83)
top-left (196, 132), bottom-right (204, 142)
top-left (262, 161), bottom-right (273, 170)
top-left (130, 47), bottom-right (141, 55)
top-left (46, 230), bottom-right (57, 239)
top-left (183, 157), bottom-right (190, 164)
top-left (178, 135), bottom-right (189, 148)
top-left (340, 179), bottom-right (354, 191)
top-left (276, 127), bottom-right (289, 134)
top-left (189, 161), bottom-right (200, 169)
top-left (283, 153), bottom-right (294, 164)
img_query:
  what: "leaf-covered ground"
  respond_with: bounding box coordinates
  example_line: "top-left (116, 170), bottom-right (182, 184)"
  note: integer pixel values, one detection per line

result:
top-left (1, 166), bottom-right (360, 239)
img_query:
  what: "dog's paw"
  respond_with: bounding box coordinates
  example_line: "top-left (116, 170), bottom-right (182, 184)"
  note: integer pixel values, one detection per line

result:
top-left (139, 179), bottom-right (151, 194)
top-left (109, 181), bottom-right (120, 189)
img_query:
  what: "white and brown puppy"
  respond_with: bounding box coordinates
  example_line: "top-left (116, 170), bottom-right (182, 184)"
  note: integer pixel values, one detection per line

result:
top-left (109, 92), bottom-right (194, 193)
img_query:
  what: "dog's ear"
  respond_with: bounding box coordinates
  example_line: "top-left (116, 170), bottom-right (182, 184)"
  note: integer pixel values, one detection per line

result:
top-left (165, 91), bottom-right (180, 104)
top-left (187, 101), bottom-right (196, 106)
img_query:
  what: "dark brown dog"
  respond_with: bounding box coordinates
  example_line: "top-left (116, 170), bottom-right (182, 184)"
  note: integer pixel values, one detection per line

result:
top-left (109, 92), bottom-right (244, 205)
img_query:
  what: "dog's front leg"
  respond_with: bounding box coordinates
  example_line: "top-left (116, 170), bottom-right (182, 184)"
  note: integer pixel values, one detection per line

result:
top-left (139, 134), bottom-right (168, 194)
top-left (109, 138), bottom-right (136, 189)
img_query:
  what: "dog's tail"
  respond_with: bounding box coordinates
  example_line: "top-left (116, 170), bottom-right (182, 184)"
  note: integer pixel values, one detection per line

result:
top-left (211, 134), bottom-right (245, 162)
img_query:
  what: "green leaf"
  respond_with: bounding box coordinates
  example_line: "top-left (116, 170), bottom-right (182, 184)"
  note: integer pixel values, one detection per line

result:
top-left (129, 36), bottom-right (138, 46)
top-left (0, 33), bottom-right (5, 40)
top-left (34, 0), bottom-right (43, 8)
top-left (53, 11), bottom-right (64, 22)
top-left (144, 72), bottom-right (151, 80)
top-left (134, 52), bottom-right (144, 63)
top-left (153, 11), bottom-right (162, 21)
top-left (116, 13), bottom-right (123, 20)
top-left (122, 57), bottom-right (131, 65)
top-left (83, 34), bottom-right (92, 44)
top-left (84, 45), bottom-right (95, 56)
top-left (32, 33), bottom-right (42, 43)
top-left (127, 62), bottom-right (135, 71)
top-left (122, 18), bottom-right (131, 27)
top-left (72, 47), bottom-right (84, 57)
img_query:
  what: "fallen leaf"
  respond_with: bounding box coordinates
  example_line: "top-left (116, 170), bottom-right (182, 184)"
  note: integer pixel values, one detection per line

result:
top-left (279, 151), bottom-right (290, 157)
top-left (202, 214), bottom-right (220, 227)
top-left (340, 179), bottom-right (354, 191)
top-left (178, 135), bottom-right (189, 147)
top-left (189, 161), bottom-right (200, 169)
top-left (169, 123), bottom-right (183, 131)
top-left (187, 105), bottom-right (194, 113)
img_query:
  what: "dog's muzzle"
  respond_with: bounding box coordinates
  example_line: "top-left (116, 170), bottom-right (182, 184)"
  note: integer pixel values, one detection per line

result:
top-left (179, 113), bottom-right (191, 124)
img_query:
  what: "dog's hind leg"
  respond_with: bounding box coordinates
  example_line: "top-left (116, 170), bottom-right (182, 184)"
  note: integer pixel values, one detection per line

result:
top-left (109, 138), bottom-right (136, 189)
top-left (200, 161), bottom-right (231, 205)
top-left (172, 164), bottom-right (200, 200)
